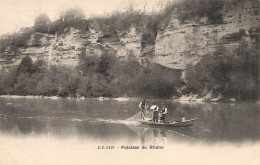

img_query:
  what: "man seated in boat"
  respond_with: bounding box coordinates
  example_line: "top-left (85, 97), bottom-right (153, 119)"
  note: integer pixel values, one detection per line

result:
top-left (139, 99), bottom-right (147, 120)
top-left (150, 103), bottom-right (159, 123)
top-left (159, 105), bottom-right (167, 122)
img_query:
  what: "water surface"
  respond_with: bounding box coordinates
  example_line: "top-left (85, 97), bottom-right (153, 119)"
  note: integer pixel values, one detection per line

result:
top-left (0, 97), bottom-right (259, 164)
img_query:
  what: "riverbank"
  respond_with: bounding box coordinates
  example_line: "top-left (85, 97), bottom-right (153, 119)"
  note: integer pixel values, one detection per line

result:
top-left (0, 95), bottom-right (258, 103)
top-left (0, 95), bottom-right (139, 101)
top-left (172, 93), bottom-right (236, 103)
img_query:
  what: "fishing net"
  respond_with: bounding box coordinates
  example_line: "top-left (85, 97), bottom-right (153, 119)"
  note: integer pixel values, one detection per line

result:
top-left (126, 111), bottom-right (142, 121)
top-left (144, 111), bottom-right (153, 118)
top-left (126, 110), bottom-right (153, 121)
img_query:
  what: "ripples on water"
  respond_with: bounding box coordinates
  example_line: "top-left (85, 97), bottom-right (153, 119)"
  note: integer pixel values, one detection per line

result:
top-left (0, 97), bottom-right (259, 164)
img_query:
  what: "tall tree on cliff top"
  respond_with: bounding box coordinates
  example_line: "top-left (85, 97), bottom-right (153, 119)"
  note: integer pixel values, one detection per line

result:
top-left (34, 14), bottom-right (51, 33)
top-left (60, 8), bottom-right (85, 21)
top-left (125, 0), bottom-right (138, 13)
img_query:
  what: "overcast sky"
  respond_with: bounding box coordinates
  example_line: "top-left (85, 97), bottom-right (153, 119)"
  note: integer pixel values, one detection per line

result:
top-left (0, 0), bottom-right (174, 35)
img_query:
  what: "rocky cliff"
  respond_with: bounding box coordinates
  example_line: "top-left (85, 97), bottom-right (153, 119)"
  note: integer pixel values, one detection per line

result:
top-left (154, 0), bottom-right (259, 69)
top-left (0, 0), bottom-right (259, 71)
top-left (0, 26), bottom-right (143, 71)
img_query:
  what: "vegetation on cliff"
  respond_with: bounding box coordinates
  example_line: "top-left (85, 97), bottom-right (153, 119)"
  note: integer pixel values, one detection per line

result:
top-left (0, 53), bottom-right (182, 98)
top-left (0, 40), bottom-right (257, 101)
top-left (184, 42), bottom-right (258, 101)
top-left (0, 0), bottom-right (259, 101)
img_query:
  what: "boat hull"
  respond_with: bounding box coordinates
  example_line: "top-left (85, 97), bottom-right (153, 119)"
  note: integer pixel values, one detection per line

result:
top-left (140, 121), bottom-right (193, 127)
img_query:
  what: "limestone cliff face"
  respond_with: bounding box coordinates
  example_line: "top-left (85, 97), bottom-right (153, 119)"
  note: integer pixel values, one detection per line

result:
top-left (0, 0), bottom-right (259, 71)
top-left (0, 28), bottom-right (141, 70)
top-left (0, 26), bottom-right (143, 71)
top-left (153, 0), bottom-right (259, 69)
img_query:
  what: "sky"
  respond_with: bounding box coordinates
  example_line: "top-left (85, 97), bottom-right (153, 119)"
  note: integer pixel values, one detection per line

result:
top-left (0, 0), bottom-right (173, 35)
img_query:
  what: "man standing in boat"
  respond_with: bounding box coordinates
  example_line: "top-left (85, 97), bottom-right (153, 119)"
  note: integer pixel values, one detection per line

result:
top-left (160, 105), bottom-right (167, 122)
top-left (139, 99), bottom-right (147, 120)
top-left (151, 103), bottom-right (159, 123)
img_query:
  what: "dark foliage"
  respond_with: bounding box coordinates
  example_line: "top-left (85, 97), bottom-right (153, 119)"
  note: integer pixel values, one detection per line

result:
top-left (77, 53), bottom-right (182, 98)
top-left (34, 14), bottom-right (51, 33)
top-left (184, 42), bottom-right (258, 101)
top-left (0, 28), bottom-right (33, 53)
top-left (0, 54), bottom-right (182, 98)
top-left (93, 11), bottom-right (146, 34)
top-left (49, 19), bottom-right (89, 35)
top-left (50, 8), bottom-right (88, 35)
top-left (164, 0), bottom-right (225, 24)
top-left (34, 8), bottom-right (88, 35)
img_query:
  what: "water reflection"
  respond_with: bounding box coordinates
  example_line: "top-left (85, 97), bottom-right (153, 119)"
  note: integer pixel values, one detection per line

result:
top-left (0, 97), bottom-right (259, 165)
top-left (0, 97), bottom-right (259, 144)
top-left (125, 122), bottom-right (203, 145)
top-left (126, 126), bottom-right (168, 145)
top-left (152, 129), bottom-right (168, 145)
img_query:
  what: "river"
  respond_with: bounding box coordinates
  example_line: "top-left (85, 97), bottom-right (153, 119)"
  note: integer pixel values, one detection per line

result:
top-left (0, 97), bottom-right (259, 165)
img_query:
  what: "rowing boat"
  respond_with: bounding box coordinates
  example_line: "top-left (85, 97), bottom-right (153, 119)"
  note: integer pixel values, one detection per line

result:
top-left (139, 118), bottom-right (198, 128)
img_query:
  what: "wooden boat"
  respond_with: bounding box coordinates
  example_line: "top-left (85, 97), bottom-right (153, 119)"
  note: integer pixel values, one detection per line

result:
top-left (139, 118), bottom-right (198, 128)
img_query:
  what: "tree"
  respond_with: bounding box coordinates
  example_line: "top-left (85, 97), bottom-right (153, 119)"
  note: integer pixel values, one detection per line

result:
top-left (97, 53), bottom-right (117, 81)
top-left (31, 59), bottom-right (47, 73)
top-left (61, 8), bottom-right (85, 21)
top-left (156, 0), bottom-right (165, 12)
top-left (184, 42), bottom-right (258, 100)
top-left (34, 14), bottom-right (51, 33)
top-left (17, 56), bottom-right (34, 74)
top-left (125, 0), bottom-right (137, 13)
top-left (0, 68), bottom-right (18, 95)
top-left (142, 1), bottom-right (147, 13)
top-left (79, 55), bottom-right (99, 76)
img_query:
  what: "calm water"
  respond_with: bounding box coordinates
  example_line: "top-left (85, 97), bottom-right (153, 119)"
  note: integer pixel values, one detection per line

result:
top-left (0, 97), bottom-right (259, 164)
top-left (0, 97), bottom-right (259, 143)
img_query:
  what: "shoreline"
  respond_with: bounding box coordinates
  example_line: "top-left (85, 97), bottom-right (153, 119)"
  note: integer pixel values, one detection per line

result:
top-left (0, 95), bottom-right (138, 101)
top-left (0, 95), bottom-right (258, 103)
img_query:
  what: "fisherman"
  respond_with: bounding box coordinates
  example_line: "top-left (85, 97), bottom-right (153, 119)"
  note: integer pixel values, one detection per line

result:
top-left (160, 105), bottom-right (167, 122)
top-left (151, 103), bottom-right (159, 123)
top-left (139, 99), bottom-right (147, 120)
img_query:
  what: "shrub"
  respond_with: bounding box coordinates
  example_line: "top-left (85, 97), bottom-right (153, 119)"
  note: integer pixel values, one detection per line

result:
top-left (184, 42), bottom-right (258, 100)
top-left (0, 68), bottom-right (18, 94)
top-left (77, 52), bottom-right (182, 98)
top-left (164, 0), bottom-right (225, 24)
top-left (36, 66), bottom-right (79, 96)
top-left (49, 8), bottom-right (89, 35)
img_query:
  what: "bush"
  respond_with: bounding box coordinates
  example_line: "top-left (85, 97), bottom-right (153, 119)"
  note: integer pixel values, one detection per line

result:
top-left (49, 8), bottom-right (89, 35)
top-left (63, 8), bottom-right (85, 21)
top-left (164, 0), bottom-right (225, 24)
top-left (13, 73), bottom-right (44, 95)
top-left (0, 28), bottom-right (33, 53)
top-left (0, 68), bottom-right (18, 94)
top-left (37, 66), bottom-right (79, 96)
top-left (184, 42), bottom-right (258, 101)
top-left (17, 56), bottom-right (34, 74)
top-left (1, 53), bottom-right (181, 98)
top-left (77, 53), bottom-right (182, 98)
